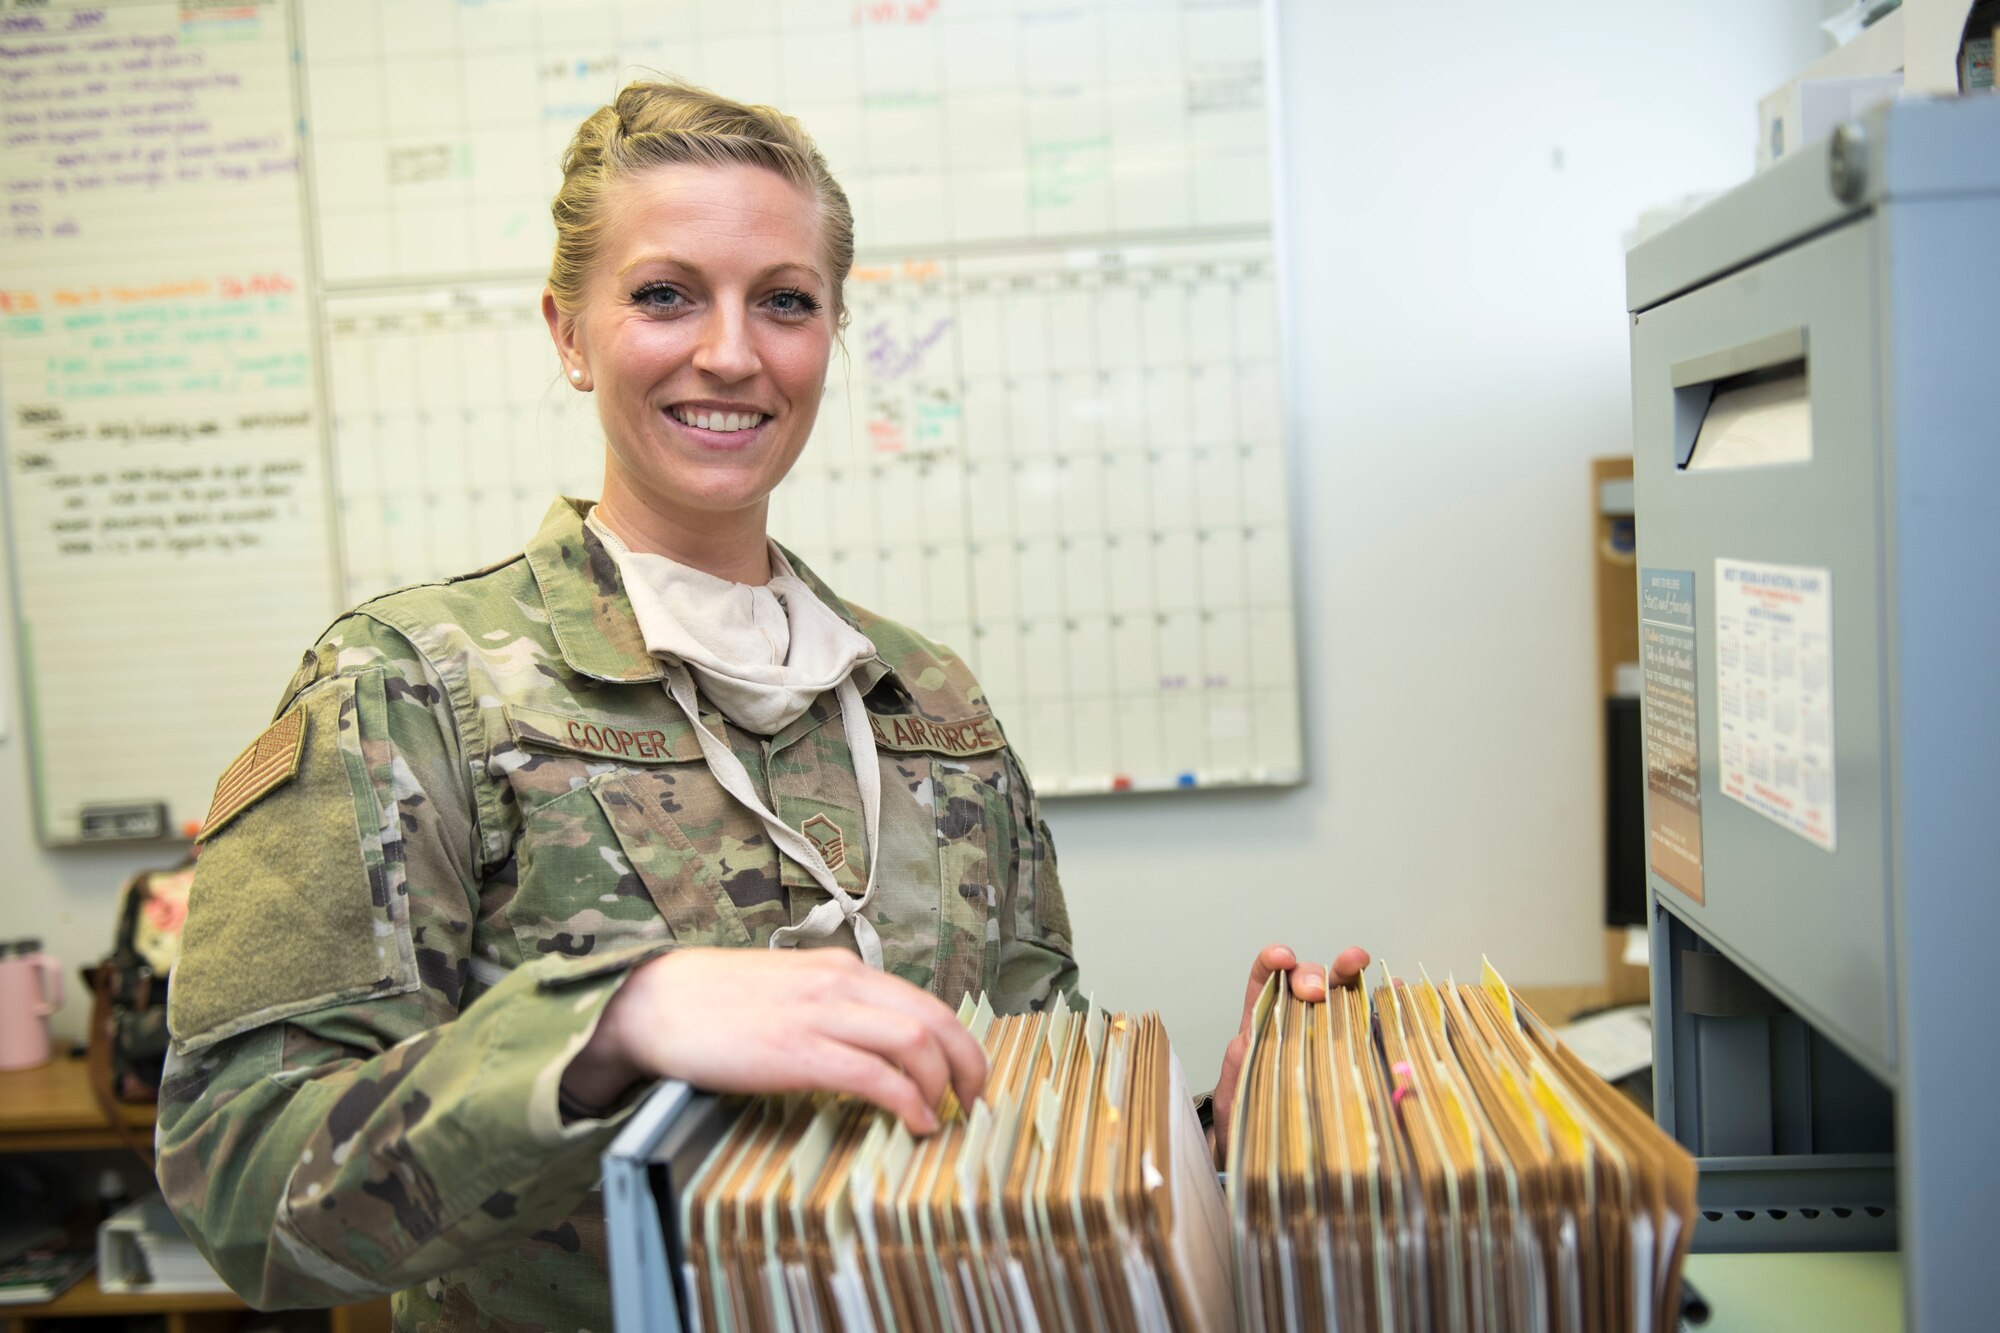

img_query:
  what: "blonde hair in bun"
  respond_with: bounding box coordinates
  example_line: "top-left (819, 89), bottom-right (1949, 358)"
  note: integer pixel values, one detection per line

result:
top-left (548, 79), bottom-right (855, 326)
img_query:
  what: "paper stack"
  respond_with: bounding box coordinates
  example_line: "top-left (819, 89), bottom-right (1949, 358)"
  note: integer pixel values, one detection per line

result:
top-left (1227, 963), bottom-right (1698, 1333)
top-left (98, 1195), bottom-right (231, 1295)
top-left (678, 994), bottom-right (1236, 1333)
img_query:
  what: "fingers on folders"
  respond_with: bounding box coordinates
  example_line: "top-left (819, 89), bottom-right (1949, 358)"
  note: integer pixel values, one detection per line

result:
top-left (678, 992), bottom-right (1236, 1333)
top-left (1225, 959), bottom-right (1699, 1333)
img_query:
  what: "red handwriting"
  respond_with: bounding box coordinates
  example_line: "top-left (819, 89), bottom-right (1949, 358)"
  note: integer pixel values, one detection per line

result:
top-left (852, 0), bottom-right (939, 26)
top-left (4, 274), bottom-right (295, 309)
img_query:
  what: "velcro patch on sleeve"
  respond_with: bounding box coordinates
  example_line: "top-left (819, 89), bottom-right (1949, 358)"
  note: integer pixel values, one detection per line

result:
top-left (198, 705), bottom-right (306, 840)
top-left (170, 670), bottom-right (420, 1052)
top-left (866, 711), bottom-right (1006, 757)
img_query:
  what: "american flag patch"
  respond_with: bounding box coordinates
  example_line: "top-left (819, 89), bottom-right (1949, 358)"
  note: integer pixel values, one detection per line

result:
top-left (198, 706), bottom-right (307, 840)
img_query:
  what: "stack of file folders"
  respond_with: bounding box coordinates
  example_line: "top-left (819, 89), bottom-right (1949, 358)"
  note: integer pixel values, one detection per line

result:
top-left (636, 967), bottom-right (1697, 1333)
top-left (673, 993), bottom-right (1237, 1333)
top-left (1227, 964), bottom-right (1699, 1333)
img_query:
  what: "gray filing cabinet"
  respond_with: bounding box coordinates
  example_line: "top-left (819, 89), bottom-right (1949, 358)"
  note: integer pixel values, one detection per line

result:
top-left (1628, 97), bottom-right (1999, 1331)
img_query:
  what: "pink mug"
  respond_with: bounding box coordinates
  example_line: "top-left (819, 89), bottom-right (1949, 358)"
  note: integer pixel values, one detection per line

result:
top-left (0, 942), bottom-right (62, 1070)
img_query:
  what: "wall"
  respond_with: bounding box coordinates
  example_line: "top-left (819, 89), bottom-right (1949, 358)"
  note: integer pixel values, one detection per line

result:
top-left (3, 0), bottom-right (1833, 1075)
top-left (1046, 0), bottom-right (1836, 1079)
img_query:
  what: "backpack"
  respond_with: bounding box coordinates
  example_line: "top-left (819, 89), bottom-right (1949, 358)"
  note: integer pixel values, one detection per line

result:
top-left (84, 862), bottom-right (193, 1164)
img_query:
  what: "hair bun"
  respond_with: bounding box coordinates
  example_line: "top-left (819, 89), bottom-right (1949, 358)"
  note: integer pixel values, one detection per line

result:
top-left (546, 80), bottom-right (856, 330)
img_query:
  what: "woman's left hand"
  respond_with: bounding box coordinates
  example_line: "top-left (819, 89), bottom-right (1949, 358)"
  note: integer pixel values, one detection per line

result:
top-left (1209, 943), bottom-right (1371, 1161)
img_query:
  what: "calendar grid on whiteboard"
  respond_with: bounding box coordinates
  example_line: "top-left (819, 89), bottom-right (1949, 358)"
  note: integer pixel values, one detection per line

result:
top-left (299, 0), bottom-right (1299, 796)
top-left (322, 288), bottom-right (603, 605)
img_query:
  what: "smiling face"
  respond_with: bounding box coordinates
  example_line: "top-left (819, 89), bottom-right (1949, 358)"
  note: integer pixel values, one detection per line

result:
top-left (544, 161), bottom-right (835, 573)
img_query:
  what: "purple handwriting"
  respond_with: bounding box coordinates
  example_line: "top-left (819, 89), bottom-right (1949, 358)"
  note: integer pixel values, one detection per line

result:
top-left (864, 316), bottom-right (953, 381)
top-left (1, 10), bottom-right (108, 35)
top-left (2, 19), bottom-right (287, 238)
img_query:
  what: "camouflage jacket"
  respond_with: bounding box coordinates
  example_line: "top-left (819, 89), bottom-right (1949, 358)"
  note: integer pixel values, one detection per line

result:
top-left (158, 497), bottom-right (1079, 1333)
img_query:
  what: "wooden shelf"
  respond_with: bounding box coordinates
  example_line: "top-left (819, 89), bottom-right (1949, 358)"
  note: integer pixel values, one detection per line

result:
top-left (0, 1269), bottom-right (387, 1333)
top-left (0, 1055), bottom-right (390, 1333)
top-left (0, 1273), bottom-right (388, 1333)
top-left (2, 1271), bottom-right (245, 1318)
top-left (0, 1055), bottom-right (153, 1154)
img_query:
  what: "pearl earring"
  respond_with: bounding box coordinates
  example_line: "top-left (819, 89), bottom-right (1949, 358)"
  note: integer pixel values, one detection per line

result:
top-left (569, 368), bottom-right (584, 384)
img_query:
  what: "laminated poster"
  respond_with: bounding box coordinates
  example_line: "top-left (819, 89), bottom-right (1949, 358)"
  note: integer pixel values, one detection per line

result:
top-left (1640, 568), bottom-right (1703, 902)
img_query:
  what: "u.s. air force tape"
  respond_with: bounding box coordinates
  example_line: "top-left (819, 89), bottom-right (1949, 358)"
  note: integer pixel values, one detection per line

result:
top-left (866, 712), bottom-right (1004, 757)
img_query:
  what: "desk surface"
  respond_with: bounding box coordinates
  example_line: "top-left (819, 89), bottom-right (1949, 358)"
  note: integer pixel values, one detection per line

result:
top-left (1686, 1251), bottom-right (1904, 1333)
top-left (0, 1054), bottom-right (153, 1152)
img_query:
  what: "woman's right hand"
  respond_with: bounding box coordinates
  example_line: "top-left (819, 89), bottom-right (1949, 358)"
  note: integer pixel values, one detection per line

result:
top-left (560, 947), bottom-right (988, 1133)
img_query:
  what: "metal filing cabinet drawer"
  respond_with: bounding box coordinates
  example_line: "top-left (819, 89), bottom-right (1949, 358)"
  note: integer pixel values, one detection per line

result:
top-left (1631, 215), bottom-right (1894, 1080)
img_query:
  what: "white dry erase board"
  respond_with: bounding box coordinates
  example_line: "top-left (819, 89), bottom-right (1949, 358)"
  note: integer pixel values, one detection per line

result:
top-left (0, 0), bottom-right (1303, 846)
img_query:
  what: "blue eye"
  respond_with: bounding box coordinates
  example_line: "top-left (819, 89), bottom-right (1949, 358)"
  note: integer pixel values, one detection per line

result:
top-left (769, 288), bottom-right (823, 318)
top-left (630, 282), bottom-right (685, 310)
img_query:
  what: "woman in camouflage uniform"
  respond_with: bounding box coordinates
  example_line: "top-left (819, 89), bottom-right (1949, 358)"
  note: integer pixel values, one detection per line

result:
top-left (159, 81), bottom-right (1359, 1333)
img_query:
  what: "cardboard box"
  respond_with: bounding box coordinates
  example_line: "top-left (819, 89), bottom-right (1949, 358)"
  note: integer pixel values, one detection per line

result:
top-left (1756, 7), bottom-right (1906, 171)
